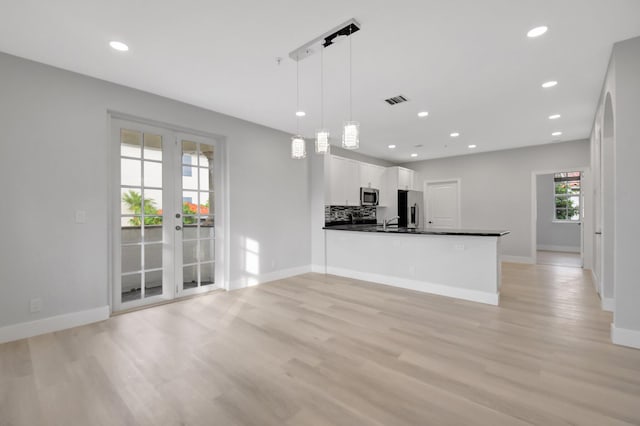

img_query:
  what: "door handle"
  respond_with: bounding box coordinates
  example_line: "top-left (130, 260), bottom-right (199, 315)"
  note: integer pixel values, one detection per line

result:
top-left (595, 231), bottom-right (602, 235)
top-left (175, 226), bottom-right (182, 231)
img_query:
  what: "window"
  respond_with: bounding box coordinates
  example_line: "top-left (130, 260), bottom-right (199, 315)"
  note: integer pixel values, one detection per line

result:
top-left (182, 154), bottom-right (192, 176)
top-left (554, 171), bottom-right (581, 221)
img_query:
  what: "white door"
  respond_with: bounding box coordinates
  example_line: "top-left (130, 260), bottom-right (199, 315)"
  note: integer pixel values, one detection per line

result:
top-left (112, 119), bottom-right (222, 312)
top-left (425, 180), bottom-right (460, 228)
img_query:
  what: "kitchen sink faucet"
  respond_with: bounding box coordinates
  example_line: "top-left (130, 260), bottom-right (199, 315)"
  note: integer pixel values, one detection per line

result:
top-left (383, 215), bottom-right (400, 231)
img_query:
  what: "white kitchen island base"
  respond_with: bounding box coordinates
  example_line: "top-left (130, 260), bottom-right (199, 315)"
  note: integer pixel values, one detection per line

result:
top-left (324, 229), bottom-right (504, 305)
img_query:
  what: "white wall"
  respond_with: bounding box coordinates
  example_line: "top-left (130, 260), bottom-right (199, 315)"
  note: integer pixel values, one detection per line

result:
top-left (0, 52), bottom-right (310, 333)
top-left (610, 37), bottom-right (640, 343)
top-left (536, 174), bottom-right (581, 252)
top-left (401, 140), bottom-right (590, 262)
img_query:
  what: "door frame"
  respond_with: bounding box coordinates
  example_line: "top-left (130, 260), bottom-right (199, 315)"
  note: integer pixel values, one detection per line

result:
top-left (423, 178), bottom-right (462, 228)
top-left (107, 112), bottom-right (229, 314)
top-left (530, 167), bottom-right (591, 268)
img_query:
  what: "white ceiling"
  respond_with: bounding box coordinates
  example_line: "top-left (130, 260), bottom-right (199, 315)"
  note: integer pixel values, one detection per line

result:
top-left (2, 0), bottom-right (640, 162)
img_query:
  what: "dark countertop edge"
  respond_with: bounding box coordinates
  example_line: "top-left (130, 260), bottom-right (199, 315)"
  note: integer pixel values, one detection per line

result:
top-left (323, 224), bottom-right (510, 237)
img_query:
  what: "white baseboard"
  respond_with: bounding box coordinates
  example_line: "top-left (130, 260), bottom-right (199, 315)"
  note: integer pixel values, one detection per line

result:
top-left (537, 245), bottom-right (580, 253)
top-left (591, 269), bottom-right (599, 293)
top-left (0, 306), bottom-right (110, 345)
top-left (228, 265), bottom-right (311, 290)
top-left (326, 266), bottom-right (499, 306)
top-left (602, 297), bottom-right (614, 312)
top-left (502, 255), bottom-right (534, 264)
top-left (310, 264), bottom-right (326, 273)
top-left (611, 324), bottom-right (640, 350)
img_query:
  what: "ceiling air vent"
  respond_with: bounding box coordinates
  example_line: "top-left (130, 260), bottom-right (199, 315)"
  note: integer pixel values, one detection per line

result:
top-left (384, 95), bottom-right (408, 105)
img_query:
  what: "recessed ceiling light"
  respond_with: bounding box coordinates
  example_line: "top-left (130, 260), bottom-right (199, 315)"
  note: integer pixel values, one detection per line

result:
top-left (388, 144), bottom-right (396, 149)
top-left (552, 131), bottom-right (563, 136)
top-left (468, 144), bottom-right (477, 149)
top-left (410, 153), bottom-right (418, 157)
top-left (527, 26), bottom-right (548, 38)
top-left (417, 111), bottom-right (429, 118)
top-left (109, 41), bottom-right (129, 51)
top-left (549, 114), bottom-right (561, 120)
top-left (450, 132), bottom-right (460, 138)
top-left (295, 111), bottom-right (306, 117)
top-left (542, 81), bottom-right (558, 88)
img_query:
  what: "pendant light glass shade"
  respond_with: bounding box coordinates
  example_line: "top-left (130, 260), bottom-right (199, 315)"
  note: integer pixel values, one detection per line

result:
top-left (291, 135), bottom-right (306, 159)
top-left (315, 130), bottom-right (330, 154)
top-left (342, 121), bottom-right (359, 149)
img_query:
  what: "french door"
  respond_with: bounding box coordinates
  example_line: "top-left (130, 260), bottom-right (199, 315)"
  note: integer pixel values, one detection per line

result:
top-left (112, 118), bottom-right (222, 312)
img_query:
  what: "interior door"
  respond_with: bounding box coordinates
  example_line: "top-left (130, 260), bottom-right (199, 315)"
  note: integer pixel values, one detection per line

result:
top-left (112, 119), bottom-right (221, 312)
top-left (425, 180), bottom-right (460, 228)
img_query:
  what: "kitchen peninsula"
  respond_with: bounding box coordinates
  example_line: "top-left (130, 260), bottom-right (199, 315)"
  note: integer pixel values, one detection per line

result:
top-left (323, 224), bottom-right (510, 305)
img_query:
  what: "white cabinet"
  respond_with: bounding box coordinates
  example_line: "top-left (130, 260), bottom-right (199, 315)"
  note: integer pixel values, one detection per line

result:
top-left (398, 167), bottom-right (415, 191)
top-left (359, 163), bottom-right (385, 190)
top-left (381, 166), bottom-right (417, 213)
top-left (328, 155), bottom-right (360, 206)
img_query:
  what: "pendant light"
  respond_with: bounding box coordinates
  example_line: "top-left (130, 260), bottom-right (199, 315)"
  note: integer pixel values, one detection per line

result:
top-left (342, 26), bottom-right (359, 150)
top-left (291, 54), bottom-right (307, 159)
top-left (315, 47), bottom-right (330, 154)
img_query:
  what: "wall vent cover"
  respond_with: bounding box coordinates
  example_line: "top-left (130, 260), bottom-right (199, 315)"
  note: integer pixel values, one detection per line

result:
top-left (384, 95), bottom-right (408, 105)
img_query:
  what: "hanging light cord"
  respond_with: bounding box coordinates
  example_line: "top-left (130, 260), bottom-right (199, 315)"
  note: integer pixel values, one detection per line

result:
top-left (296, 55), bottom-right (300, 134)
top-left (349, 27), bottom-right (353, 121)
top-left (320, 47), bottom-right (324, 128)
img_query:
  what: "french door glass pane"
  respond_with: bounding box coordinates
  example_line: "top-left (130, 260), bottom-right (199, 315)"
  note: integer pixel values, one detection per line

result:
top-left (144, 270), bottom-right (163, 298)
top-left (121, 129), bottom-right (141, 157)
top-left (201, 262), bottom-right (215, 286)
top-left (121, 159), bottom-right (141, 186)
top-left (180, 139), bottom-right (215, 291)
top-left (143, 133), bottom-right (163, 161)
top-left (121, 245), bottom-right (141, 273)
top-left (122, 273), bottom-right (142, 302)
top-left (183, 265), bottom-right (198, 289)
top-left (144, 161), bottom-right (163, 188)
top-left (120, 128), bottom-right (165, 304)
top-left (144, 244), bottom-right (163, 270)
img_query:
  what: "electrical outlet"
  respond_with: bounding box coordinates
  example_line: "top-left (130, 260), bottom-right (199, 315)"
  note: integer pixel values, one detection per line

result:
top-left (454, 244), bottom-right (465, 250)
top-left (30, 298), bottom-right (43, 313)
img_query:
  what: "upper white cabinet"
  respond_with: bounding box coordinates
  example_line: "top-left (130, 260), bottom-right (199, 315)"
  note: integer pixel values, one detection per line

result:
top-left (398, 167), bottom-right (415, 191)
top-left (328, 155), bottom-right (360, 206)
top-left (325, 156), bottom-right (415, 208)
top-left (359, 163), bottom-right (385, 190)
top-left (381, 166), bottom-right (417, 211)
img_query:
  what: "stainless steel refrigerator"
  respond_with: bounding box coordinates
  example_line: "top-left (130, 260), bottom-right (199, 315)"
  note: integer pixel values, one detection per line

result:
top-left (398, 190), bottom-right (423, 228)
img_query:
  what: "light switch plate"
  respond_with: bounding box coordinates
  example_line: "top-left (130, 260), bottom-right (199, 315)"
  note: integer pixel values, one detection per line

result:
top-left (30, 298), bottom-right (43, 313)
top-left (75, 210), bottom-right (87, 224)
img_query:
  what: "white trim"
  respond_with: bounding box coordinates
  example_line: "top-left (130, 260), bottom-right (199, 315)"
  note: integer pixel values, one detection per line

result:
top-left (326, 266), bottom-right (499, 306)
top-left (536, 245), bottom-right (580, 253)
top-left (611, 324), bottom-right (640, 350)
top-left (531, 167), bottom-right (590, 271)
top-left (311, 264), bottom-right (326, 273)
top-left (502, 255), bottom-right (534, 264)
top-left (602, 297), bottom-right (614, 312)
top-left (0, 306), bottom-right (110, 344)
top-left (228, 265), bottom-right (311, 290)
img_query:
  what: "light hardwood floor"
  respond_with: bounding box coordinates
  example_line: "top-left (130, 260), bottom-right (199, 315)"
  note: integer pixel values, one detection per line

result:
top-left (537, 250), bottom-right (582, 268)
top-left (1, 263), bottom-right (640, 425)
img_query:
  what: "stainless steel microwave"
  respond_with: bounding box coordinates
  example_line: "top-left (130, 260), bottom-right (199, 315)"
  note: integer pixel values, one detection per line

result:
top-left (360, 187), bottom-right (379, 206)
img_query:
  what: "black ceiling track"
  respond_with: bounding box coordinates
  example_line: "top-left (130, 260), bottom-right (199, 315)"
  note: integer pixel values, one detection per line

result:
top-left (323, 23), bottom-right (361, 48)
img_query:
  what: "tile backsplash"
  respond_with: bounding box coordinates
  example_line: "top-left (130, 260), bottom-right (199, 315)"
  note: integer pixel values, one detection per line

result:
top-left (325, 205), bottom-right (377, 225)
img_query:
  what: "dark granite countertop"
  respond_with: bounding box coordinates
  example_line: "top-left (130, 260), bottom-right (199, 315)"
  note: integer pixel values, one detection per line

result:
top-left (323, 224), bottom-right (510, 237)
